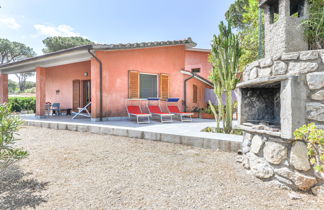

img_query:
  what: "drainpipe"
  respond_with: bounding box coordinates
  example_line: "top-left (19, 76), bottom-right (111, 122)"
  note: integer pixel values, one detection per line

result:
top-left (88, 48), bottom-right (103, 121)
top-left (183, 74), bottom-right (195, 112)
top-left (258, 6), bottom-right (264, 58)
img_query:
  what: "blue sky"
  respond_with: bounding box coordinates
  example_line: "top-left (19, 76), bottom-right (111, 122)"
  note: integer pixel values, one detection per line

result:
top-left (0, 0), bottom-right (235, 55)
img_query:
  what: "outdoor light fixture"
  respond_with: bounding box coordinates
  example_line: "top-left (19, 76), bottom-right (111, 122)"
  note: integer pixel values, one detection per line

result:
top-left (56, 89), bottom-right (60, 94)
top-left (84, 72), bottom-right (89, 77)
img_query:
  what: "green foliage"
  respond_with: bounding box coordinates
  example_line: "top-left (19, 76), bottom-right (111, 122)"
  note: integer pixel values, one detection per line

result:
top-left (209, 21), bottom-right (242, 133)
top-left (8, 80), bottom-right (36, 94)
top-left (42, 36), bottom-right (94, 53)
top-left (201, 126), bottom-right (243, 135)
top-left (8, 79), bottom-right (18, 94)
top-left (200, 104), bottom-right (219, 115)
top-left (23, 87), bottom-right (36, 94)
top-left (8, 97), bottom-right (36, 113)
top-left (0, 104), bottom-right (27, 171)
top-left (15, 72), bottom-right (35, 92)
top-left (0, 38), bottom-right (36, 92)
top-left (0, 38), bottom-right (36, 64)
top-left (294, 123), bottom-right (324, 174)
top-left (302, 0), bottom-right (324, 49)
top-left (225, 0), bottom-right (249, 30)
top-left (225, 0), bottom-right (261, 70)
top-left (25, 81), bottom-right (36, 90)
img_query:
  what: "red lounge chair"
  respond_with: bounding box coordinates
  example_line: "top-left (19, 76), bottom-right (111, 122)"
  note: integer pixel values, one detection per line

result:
top-left (126, 105), bottom-right (151, 124)
top-left (166, 98), bottom-right (193, 122)
top-left (148, 105), bottom-right (174, 123)
top-left (167, 105), bottom-right (193, 122)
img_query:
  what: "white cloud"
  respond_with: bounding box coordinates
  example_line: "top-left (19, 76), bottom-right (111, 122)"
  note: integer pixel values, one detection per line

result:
top-left (0, 16), bottom-right (21, 29)
top-left (34, 24), bottom-right (81, 37)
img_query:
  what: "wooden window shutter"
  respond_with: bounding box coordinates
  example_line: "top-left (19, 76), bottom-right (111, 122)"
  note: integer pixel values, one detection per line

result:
top-left (160, 74), bottom-right (169, 100)
top-left (193, 84), bottom-right (198, 103)
top-left (129, 70), bottom-right (140, 98)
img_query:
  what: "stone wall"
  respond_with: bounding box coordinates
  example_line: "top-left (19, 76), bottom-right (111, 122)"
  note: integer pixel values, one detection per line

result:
top-left (263, 0), bottom-right (308, 57)
top-left (240, 132), bottom-right (322, 192)
top-left (240, 50), bottom-right (324, 130)
top-left (238, 49), bottom-right (324, 193)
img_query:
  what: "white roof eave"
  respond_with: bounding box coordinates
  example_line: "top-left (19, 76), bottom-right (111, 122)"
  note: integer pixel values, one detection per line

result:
top-left (0, 50), bottom-right (92, 74)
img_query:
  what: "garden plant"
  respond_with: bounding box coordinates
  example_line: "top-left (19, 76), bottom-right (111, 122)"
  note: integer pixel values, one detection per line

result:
top-left (209, 21), bottom-right (242, 134)
top-left (0, 104), bottom-right (27, 172)
top-left (294, 123), bottom-right (324, 178)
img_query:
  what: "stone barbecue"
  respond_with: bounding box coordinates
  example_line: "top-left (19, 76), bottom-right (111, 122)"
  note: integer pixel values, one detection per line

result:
top-left (237, 0), bottom-right (324, 193)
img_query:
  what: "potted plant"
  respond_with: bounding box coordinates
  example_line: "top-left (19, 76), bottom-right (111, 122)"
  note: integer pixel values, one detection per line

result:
top-left (190, 106), bottom-right (201, 118)
top-left (200, 106), bottom-right (215, 119)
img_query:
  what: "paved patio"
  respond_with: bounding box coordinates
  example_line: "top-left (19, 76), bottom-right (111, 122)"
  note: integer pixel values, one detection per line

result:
top-left (21, 114), bottom-right (242, 152)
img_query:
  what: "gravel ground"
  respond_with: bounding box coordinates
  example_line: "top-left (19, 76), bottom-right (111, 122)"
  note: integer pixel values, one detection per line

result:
top-left (0, 126), bottom-right (323, 210)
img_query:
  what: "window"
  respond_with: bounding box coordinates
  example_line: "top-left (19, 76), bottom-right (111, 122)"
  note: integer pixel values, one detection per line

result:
top-left (193, 84), bottom-right (198, 103)
top-left (140, 74), bottom-right (158, 98)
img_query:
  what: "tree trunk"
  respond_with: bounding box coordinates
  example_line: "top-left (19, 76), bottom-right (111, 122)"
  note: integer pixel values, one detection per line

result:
top-left (15, 74), bottom-right (27, 92)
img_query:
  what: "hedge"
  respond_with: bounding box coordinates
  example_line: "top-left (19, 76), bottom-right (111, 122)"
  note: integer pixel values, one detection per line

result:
top-left (8, 96), bottom-right (36, 113)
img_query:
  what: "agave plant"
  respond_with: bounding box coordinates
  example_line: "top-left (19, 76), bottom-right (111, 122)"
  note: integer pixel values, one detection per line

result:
top-left (209, 21), bottom-right (242, 134)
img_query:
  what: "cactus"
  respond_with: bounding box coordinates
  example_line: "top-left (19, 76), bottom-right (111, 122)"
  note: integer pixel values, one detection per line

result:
top-left (209, 21), bottom-right (242, 134)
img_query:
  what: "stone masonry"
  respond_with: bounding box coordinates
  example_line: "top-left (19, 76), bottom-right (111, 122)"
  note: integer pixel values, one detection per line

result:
top-left (261, 0), bottom-right (309, 57)
top-left (238, 49), bottom-right (324, 192)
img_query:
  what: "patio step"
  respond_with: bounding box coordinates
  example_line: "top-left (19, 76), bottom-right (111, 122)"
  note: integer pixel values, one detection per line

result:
top-left (23, 120), bottom-right (241, 153)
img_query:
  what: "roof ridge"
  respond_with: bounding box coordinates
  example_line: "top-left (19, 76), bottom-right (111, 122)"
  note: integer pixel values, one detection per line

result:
top-left (93, 37), bottom-right (196, 50)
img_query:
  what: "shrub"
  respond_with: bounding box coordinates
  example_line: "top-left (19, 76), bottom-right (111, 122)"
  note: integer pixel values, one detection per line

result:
top-left (294, 123), bottom-right (324, 174)
top-left (8, 97), bottom-right (36, 113)
top-left (0, 104), bottom-right (27, 171)
top-left (23, 87), bottom-right (36, 93)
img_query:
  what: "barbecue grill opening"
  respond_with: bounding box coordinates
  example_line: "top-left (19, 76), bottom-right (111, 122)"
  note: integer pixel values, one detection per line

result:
top-left (240, 82), bottom-right (281, 131)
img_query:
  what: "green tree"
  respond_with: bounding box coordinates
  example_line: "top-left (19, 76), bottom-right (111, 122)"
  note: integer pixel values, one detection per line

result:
top-left (225, 0), bottom-right (262, 70)
top-left (8, 79), bottom-right (18, 94)
top-left (0, 104), bottom-right (27, 171)
top-left (302, 0), bottom-right (324, 49)
top-left (0, 38), bottom-right (36, 92)
top-left (0, 38), bottom-right (35, 64)
top-left (225, 0), bottom-right (249, 30)
top-left (15, 72), bottom-right (35, 92)
top-left (209, 21), bottom-right (242, 134)
top-left (42, 36), bottom-right (94, 53)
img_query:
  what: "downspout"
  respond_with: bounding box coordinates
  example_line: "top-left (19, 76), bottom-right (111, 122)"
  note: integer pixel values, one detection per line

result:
top-left (258, 6), bottom-right (264, 58)
top-left (183, 74), bottom-right (195, 112)
top-left (88, 48), bottom-right (103, 121)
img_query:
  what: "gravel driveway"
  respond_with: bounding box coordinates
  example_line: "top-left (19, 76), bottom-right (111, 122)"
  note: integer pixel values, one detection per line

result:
top-left (0, 126), bottom-right (323, 209)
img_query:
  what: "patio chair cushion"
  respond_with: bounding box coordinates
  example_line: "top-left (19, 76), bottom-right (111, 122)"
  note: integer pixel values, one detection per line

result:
top-left (168, 105), bottom-right (181, 113)
top-left (127, 105), bottom-right (142, 114)
top-left (148, 106), bottom-right (170, 115)
top-left (168, 105), bottom-right (193, 115)
top-left (127, 106), bottom-right (151, 116)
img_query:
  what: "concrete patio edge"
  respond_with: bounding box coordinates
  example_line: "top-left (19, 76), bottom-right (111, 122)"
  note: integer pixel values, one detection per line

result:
top-left (23, 119), bottom-right (241, 153)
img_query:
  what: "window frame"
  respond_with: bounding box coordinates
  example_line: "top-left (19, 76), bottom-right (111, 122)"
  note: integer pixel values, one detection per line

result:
top-left (139, 72), bottom-right (159, 99)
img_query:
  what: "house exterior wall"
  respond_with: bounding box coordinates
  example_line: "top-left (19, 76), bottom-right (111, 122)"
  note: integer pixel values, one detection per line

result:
top-left (36, 46), bottom-right (212, 119)
top-left (44, 61), bottom-right (91, 109)
top-left (185, 50), bottom-right (212, 79)
top-left (94, 46), bottom-right (186, 117)
top-left (186, 78), bottom-right (210, 111)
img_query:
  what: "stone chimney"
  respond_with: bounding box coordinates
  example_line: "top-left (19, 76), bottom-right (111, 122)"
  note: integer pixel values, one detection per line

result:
top-left (260, 0), bottom-right (309, 57)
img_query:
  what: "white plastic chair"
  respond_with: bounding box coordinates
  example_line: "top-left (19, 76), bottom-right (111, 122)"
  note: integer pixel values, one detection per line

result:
top-left (72, 102), bottom-right (91, 119)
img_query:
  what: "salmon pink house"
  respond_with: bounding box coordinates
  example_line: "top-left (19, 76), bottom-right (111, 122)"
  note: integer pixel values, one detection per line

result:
top-left (0, 38), bottom-right (213, 121)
